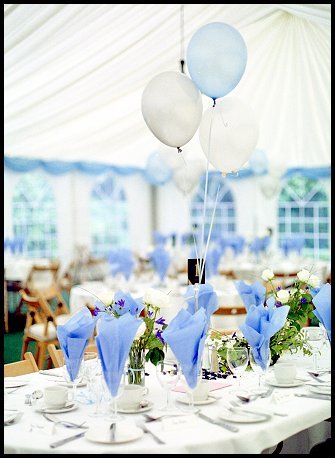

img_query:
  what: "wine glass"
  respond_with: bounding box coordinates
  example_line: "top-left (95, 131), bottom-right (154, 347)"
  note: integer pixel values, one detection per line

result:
top-left (156, 359), bottom-right (180, 411)
top-left (62, 359), bottom-right (84, 403)
top-left (302, 327), bottom-right (326, 371)
top-left (227, 347), bottom-right (249, 389)
top-left (105, 369), bottom-right (127, 422)
top-left (83, 352), bottom-right (98, 401)
top-left (249, 348), bottom-right (271, 395)
top-left (89, 373), bottom-right (104, 417)
top-left (179, 368), bottom-right (202, 414)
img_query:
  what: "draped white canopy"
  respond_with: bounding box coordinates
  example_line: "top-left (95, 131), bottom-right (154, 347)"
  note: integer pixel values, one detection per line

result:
top-left (4, 4), bottom-right (331, 169)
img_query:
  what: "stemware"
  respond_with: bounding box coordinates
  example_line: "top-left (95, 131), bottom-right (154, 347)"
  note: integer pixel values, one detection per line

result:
top-left (302, 327), bottom-right (326, 371)
top-left (156, 359), bottom-right (180, 411)
top-left (105, 369), bottom-right (127, 422)
top-left (179, 369), bottom-right (201, 414)
top-left (62, 359), bottom-right (84, 403)
top-left (249, 349), bottom-right (271, 395)
top-left (83, 352), bottom-right (98, 401)
top-left (227, 347), bottom-right (249, 389)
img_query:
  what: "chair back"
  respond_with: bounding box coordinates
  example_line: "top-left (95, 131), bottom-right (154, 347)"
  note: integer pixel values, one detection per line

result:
top-left (19, 289), bottom-right (56, 338)
top-left (4, 352), bottom-right (39, 377)
top-left (47, 343), bottom-right (98, 368)
top-left (26, 262), bottom-right (60, 292)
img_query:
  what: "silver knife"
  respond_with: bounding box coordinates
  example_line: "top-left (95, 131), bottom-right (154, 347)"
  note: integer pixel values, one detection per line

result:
top-left (137, 422), bottom-right (165, 444)
top-left (49, 430), bottom-right (86, 448)
top-left (295, 393), bottom-right (331, 401)
top-left (198, 412), bottom-right (239, 432)
top-left (39, 371), bottom-right (63, 377)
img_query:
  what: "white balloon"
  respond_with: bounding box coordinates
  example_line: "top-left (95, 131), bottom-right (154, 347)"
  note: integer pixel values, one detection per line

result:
top-left (259, 175), bottom-right (281, 199)
top-left (173, 160), bottom-right (205, 194)
top-left (199, 97), bottom-right (259, 174)
top-left (142, 71), bottom-right (203, 148)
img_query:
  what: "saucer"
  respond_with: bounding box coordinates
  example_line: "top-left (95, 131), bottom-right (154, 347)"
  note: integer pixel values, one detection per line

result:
top-left (117, 401), bottom-right (154, 414)
top-left (5, 379), bottom-right (29, 389)
top-left (85, 426), bottom-right (143, 444)
top-left (265, 377), bottom-right (305, 388)
top-left (309, 385), bottom-right (331, 396)
top-left (35, 401), bottom-right (77, 414)
top-left (219, 409), bottom-right (270, 423)
top-left (177, 395), bottom-right (218, 406)
top-left (57, 381), bottom-right (87, 388)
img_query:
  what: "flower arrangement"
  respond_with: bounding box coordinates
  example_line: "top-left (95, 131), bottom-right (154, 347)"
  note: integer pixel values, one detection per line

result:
top-left (262, 267), bottom-right (318, 362)
top-left (208, 330), bottom-right (249, 374)
top-left (93, 288), bottom-right (170, 384)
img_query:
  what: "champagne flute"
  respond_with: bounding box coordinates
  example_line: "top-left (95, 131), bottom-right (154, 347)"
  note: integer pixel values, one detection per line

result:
top-left (62, 359), bottom-right (84, 403)
top-left (83, 352), bottom-right (98, 401)
top-left (105, 369), bottom-right (127, 422)
top-left (156, 359), bottom-right (180, 411)
top-left (180, 368), bottom-right (201, 414)
top-left (302, 327), bottom-right (325, 371)
top-left (227, 347), bottom-right (249, 389)
top-left (249, 348), bottom-right (271, 395)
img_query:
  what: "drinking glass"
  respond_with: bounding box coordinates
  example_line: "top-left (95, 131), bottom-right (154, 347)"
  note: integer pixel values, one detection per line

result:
top-left (156, 359), bottom-right (180, 411)
top-left (249, 349), bottom-right (271, 394)
top-left (62, 359), bottom-right (84, 403)
top-left (180, 368), bottom-right (201, 414)
top-left (88, 373), bottom-right (104, 417)
top-left (105, 369), bottom-right (127, 422)
top-left (227, 347), bottom-right (249, 388)
top-left (302, 327), bottom-right (326, 371)
top-left (83, 352), bottom-right (98, 401)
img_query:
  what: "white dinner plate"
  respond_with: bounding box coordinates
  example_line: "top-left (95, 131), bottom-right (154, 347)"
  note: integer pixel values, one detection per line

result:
top-left (85, 426), bottom-right (143, 444)
top-left (219, 409), bottom-right (270, 423)
top-left (177, 395), bottom-right (218, 406)
top-left (265, 377), bottom-right (305, 388)
top-left (4, 380), bottom-right (29, 389)
top-left (309, 385), bottom-right (331, 395)
top-left (4, 412), bottom-right (18, 424)
top-left (117, 401), bottom-right (154, 414)
top-left (57, 381), bottom-right (87, 388)
top-left (35, 401), bottom-right (77, 414)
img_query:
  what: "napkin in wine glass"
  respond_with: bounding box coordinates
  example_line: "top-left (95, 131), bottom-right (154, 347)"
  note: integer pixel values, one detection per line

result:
top-left (57, 307), bottom-right (98, 381)
top-left (239, 296), bottom-right (289, 370)
top-left (108, 248), bottom-right (135, 280)
top-left (184, 283), bottom-right (219, 321)
top-left (150, 246), bottom-right (171, 282)
top-left (112, 290), bottom-right (144, 316)
top-left (162, 308), bottom-right (207, 389)
top-left (312, 283), bottom-right (331, 342)
top-left (95, 312), bottom-right (142, 396)
top-left (235, 280), bottom-right (266, 310)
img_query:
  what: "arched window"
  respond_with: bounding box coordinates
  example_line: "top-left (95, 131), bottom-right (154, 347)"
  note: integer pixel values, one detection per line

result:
top-left (278, 175), bottom-right (330, 260)
top-left (90, 174), bottom-right (129, 257)
top-left (191, 173), bottom-right (236, 239)
top-left (12, 173), bottom-right (58, 258)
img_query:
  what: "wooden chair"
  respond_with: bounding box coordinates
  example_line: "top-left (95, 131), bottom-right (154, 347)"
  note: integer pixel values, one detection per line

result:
top-left (212, 305), bottom-right (247, 334)
top-left (47, 343), bottom-right (98, 368)
top-left (4, 271), bottom-right (9, 333)
top-left (4, 352), bottom-right (39, 377)
top-left (19, 289), bottom-right (71, 369)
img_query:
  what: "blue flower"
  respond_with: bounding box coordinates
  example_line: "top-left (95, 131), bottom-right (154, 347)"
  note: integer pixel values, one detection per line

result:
top-left (155, 316), bottom-right (165, 326)
top-left (93, 307), bottom-right (101, 316)
top-left (275, 301), bottom-right (282, 307)
top-left (276, 286), bottom-right (281, 291)
top-left (300, 297), bottom-right (307, 304)
top-left (156, 329), bottom-right (165, 345)
top-left (147, 311), bottom-right (153, 318)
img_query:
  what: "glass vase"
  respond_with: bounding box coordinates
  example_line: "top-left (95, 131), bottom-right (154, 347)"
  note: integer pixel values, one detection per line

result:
top-left (128, 349), bottom-right (146, 386)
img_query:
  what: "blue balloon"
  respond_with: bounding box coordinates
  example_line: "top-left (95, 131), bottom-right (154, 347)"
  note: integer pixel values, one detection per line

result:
top-left (186, 22), bottom-right (247, 100)
top-left (144, 152), bottom-right (172, 186)
top-left (248, 149), bottom-right (268, 175)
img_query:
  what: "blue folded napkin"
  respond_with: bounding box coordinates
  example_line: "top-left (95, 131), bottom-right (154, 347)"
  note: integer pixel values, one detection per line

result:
top-left (153, 231), bottom-right (168, 246)
top-left (185, 283), bottom-right (219, 321)
top-left (235, 280), bottom-right (266, 310)
top-left (96, 313), bottom-right (142, 397)
top-left (57, 307), bottom-right (98, 382)
top-left (312, 283), bottom-right (331, 342)
top-left (205, 247), bottom-right (221, 278)
top-left (162, 308), bottom-right (207, 389)
top-left (239, 297), bottom-right (290, 371)
top-left (113, 290), bottom-right (145, 317)
top-left (150, 246), bottom-right (171, 282)
top-left (108, 248), bottom-right (135, 280)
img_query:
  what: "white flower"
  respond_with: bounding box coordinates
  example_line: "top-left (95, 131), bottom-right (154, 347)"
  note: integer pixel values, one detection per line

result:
top-left (308, 274), bottom-right (320, 288)
top-left (276, 289), bottom-right (290, 304)
top-left (143, 288), bottom-right (172, 308)
top-left (98, 290), bottom-right (115, 306)
top-left (225, 340), bottom-right (235, 349)
top-left (297, 269), bottom-right (311, 283)
top-left (261, 268), bottom-right (274, 281)
top-left (134, 321), bottom-right (146, 340)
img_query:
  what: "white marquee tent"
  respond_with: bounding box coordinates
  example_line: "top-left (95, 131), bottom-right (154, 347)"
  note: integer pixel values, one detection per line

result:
top-left (4, 3), bottom-right (331, 169)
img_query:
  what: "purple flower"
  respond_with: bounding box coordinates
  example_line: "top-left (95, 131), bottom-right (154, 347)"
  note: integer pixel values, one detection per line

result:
top-left (276, 286), bottom-right (281, 291)
top-left (231, 332), bottom-right (236, 338)
top-left (156, 329), bottom-right (165, 345)
top-left (305, 286), bottom-right (309, 290)
top-left (147, 311), bottom-right (153, 318)
top-left (93, 307), bottom-right (101, 316)
top-left (275, 301), bottom-right (282, 307)
top-left (300, 297), bottom-right (307, 304)
top-left (115, 299), bottom-right (125, 308)
top-left (155, 316), bottom-right (165, 326)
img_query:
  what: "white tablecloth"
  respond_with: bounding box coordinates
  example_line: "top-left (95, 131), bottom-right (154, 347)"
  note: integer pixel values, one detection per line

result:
top-left (4, 258), bottom-right (51, 283)
top-left (4, 348), bottom-right (331, 454)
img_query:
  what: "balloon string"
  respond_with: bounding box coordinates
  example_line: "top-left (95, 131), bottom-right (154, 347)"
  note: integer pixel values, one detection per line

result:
top-left (177, 147), bottom-right (182, 153)
top-left (212, 98), bottom-right (216, 108)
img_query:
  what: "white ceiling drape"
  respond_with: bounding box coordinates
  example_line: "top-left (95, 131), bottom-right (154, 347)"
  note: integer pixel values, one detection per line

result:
top-left (4, 4), bottom-right (331, 169)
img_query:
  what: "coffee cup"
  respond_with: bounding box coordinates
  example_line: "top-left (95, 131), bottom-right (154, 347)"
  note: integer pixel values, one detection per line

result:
top-left (44, 386), bottom-right (72, 408)
top-left (117, 385), bottom-right (149, 410)
top-left (187, 379), bottom-right (209, 402)
top-left (273, 363), bottom-right (297, 384)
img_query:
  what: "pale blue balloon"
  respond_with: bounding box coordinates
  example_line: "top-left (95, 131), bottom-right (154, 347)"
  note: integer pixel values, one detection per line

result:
top-left (144, 152), bottom-right (172, 186)
top-left (248, 149), bottom-right (268, 175)
top-left (186, 22), bottom-right (247, 100)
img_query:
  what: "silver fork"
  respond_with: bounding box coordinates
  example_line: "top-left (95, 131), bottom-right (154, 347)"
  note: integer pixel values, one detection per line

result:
top-left (42, 413), bottom-right (87, 429)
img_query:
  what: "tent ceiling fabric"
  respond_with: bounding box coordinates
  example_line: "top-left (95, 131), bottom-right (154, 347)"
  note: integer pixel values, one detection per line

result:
top-left (4, 4), bottom-right (331, 169)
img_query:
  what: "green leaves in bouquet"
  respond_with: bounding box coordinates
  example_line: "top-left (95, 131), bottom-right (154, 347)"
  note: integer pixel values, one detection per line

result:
top-left (145, 347), bottom-right (165, 365)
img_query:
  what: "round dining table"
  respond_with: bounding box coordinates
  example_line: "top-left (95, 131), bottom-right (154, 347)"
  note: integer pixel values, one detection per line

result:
top-left (4, 346), bottom-right (331, 454)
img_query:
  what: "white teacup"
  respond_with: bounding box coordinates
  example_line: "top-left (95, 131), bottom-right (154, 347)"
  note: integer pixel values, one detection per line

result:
top-left (187, 379), bottom-right (209, 402)
top-left (44, 386), bottom-right (72, 408)
top-left (117, 385), bottom-right (149, 410)
top-left (273, 363), bottom-right (297, 384)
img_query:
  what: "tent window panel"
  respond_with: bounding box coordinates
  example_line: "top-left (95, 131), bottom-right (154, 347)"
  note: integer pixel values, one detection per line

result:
top-left (191, 174), bottom-right (236, 241)
top-left (90, 174), bottom-right (129, 257)
top-left (277, 175), bottom-right (329, 260)
top-left (12, 173), bottom-right (58, 259)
